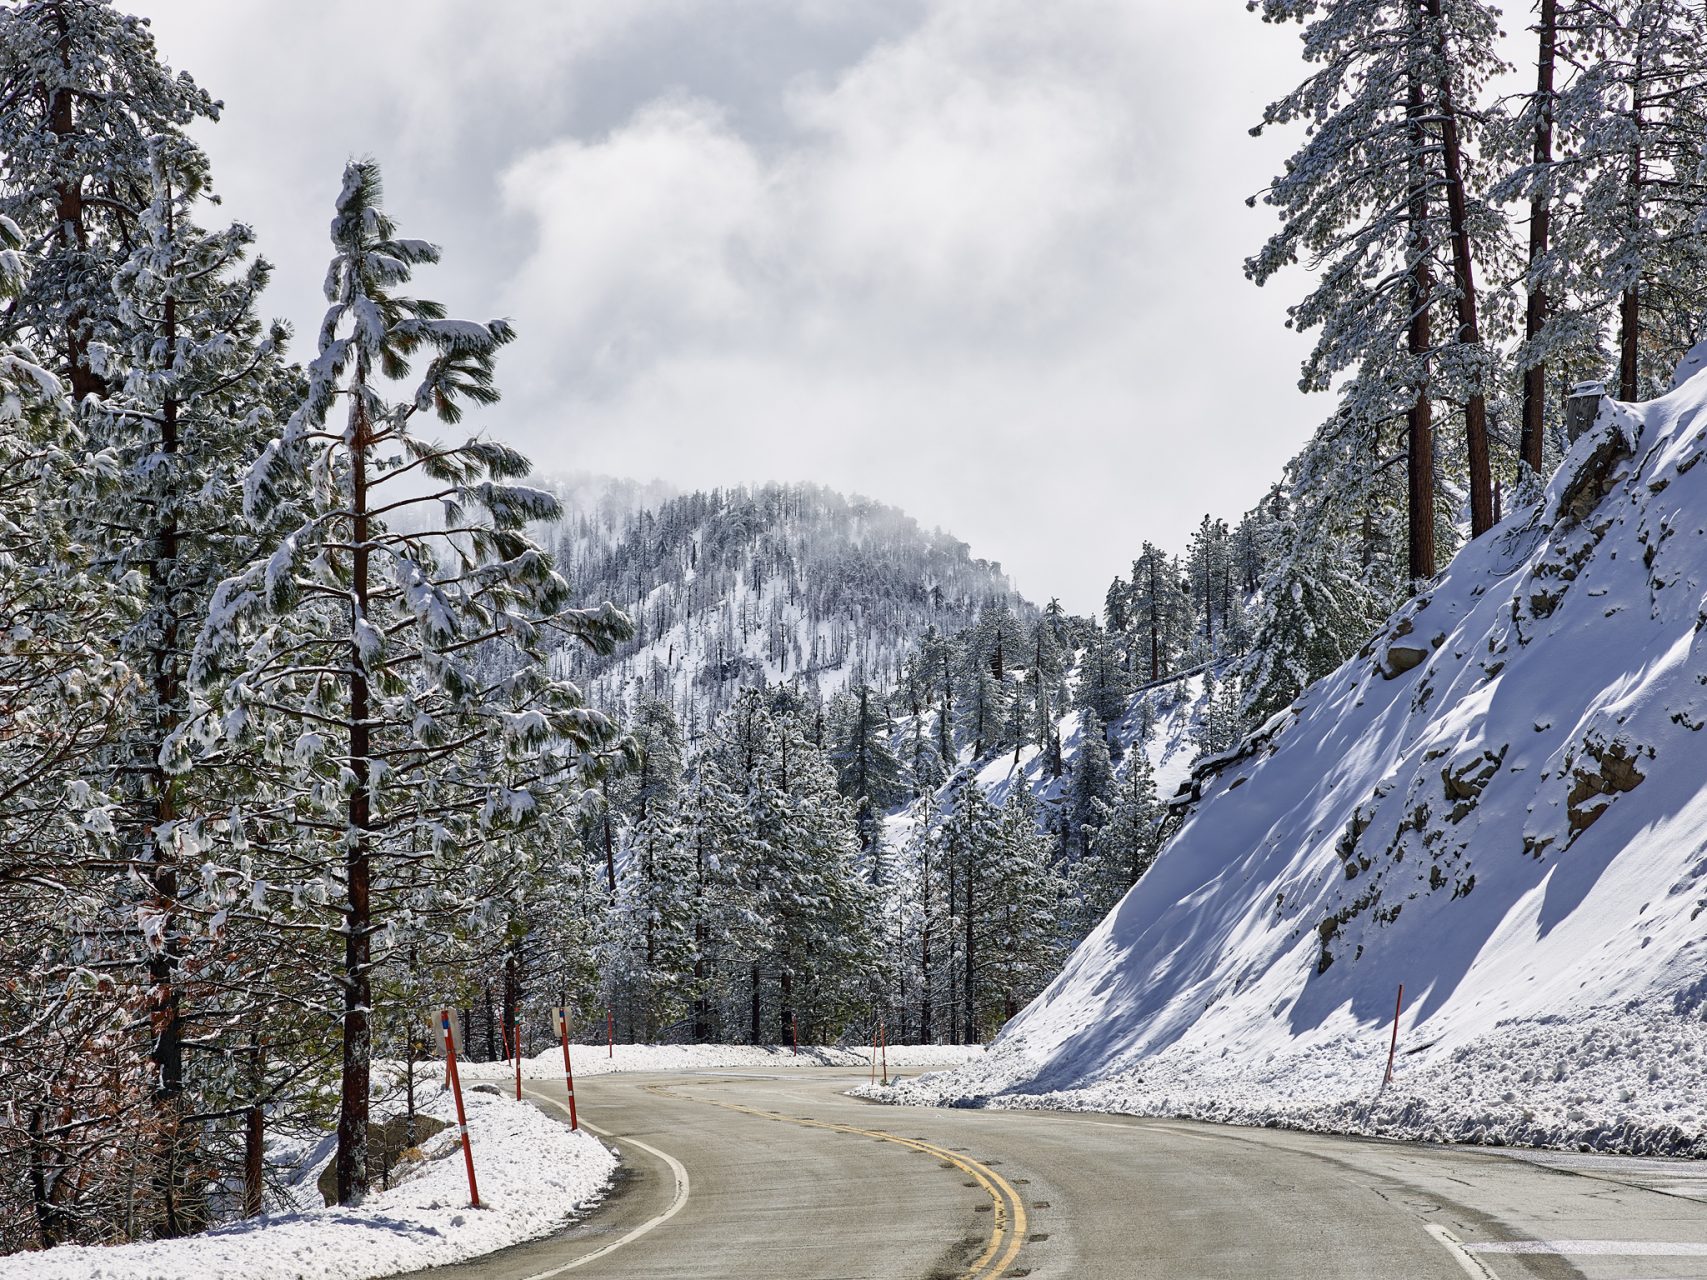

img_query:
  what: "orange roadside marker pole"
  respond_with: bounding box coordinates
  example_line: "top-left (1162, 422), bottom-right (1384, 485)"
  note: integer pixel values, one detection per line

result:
top-left (1382, 983), bottom-right (1405, 1088)
top-left (560, 1015), bottom-right (579, 1131)
top-left (440, 1008), bottom-right (480, 1208)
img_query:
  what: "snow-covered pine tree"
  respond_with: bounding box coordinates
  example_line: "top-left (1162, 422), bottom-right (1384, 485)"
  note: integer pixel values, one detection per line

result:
top-left (1103, 575), bottom-right (1131, 636)
top-left (905, 708), bottom-right (946, 798)
top-left (1073, 630), bottom-right (1129, 728)
top-left (939, 781), bottom-right (1003, 1043)
top-left (1067, 711), bottom-right (1116, 862)
top-left (1488, 0), bottom-right (1707, 459)
top-left (607, 800), bottom-right (693, 1040)
top-left (1042, 597), bottom-right (1072, 649)
top-left (1196, 670), bottom-right (1248, 759)
top-left (828, 680), bottom-right (906, 861)
top-left (2, 6), bottom-right (311, 1232)
top-left (1127, 543), bottom-right (1185, 682)
top-left (1243, 527), bottom-right (1386, 725)
top-left (1074, 747), bottom-right (1162, 933)
top-left (189, 161), bottom-right (632, 1204)
top-left (1029, 617), bottom-right (1065, 779)
top-left (510, 811), bottom-right (607, 1046)
top-left (710, 689), bottom-right (877, 1043)
top-left (1248, 0), bottom-right (1507, 576)
top-left (676, 759), bottom-right (748, 1040)
top-left (1184, 515), bottom-right (1236, 660)
top-left (955, 636), bottom-right (1005, 760)
top-left (980, 786), bottom-right (1063, 1027)
top-left (0, 0), bottom-right (219, 404)
top-left (1579, 1), bottom-right (1707, 399)
top-left (622, 696), bottom-right (683, 825)
top-left (1003, 669), bottom-right (1032, 768)
top-left (919, 624), bottom-right (957, 768)
top-left (0, 223), bottom-right (137, 1251)
top-left (97, 132), bottom-right (301, 1237)
top-left (892, 792), bottom-right (946, 1042)
top-left (604, 697), bottom-right (688, 1038)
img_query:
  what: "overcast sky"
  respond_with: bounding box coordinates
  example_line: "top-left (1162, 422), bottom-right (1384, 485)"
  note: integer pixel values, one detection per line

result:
top-left (131, 0), bottom-right (1327, 613)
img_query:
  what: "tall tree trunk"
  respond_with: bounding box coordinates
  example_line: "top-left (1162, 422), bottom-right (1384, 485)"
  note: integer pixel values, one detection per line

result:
top-left (601, 779), bottom-right (616, 896)
top-left (962, 860), bottom-right (977, 1044)
top-left (1426, 0), bottom-right (1493, 536)
top-left (336, 374), bottom-right (374, 1207)
top-left (779, 968), bottom-right (793, 1047)
top-left (644, 835), bottom-right (657, 1041)
top-left (938, 650), bottom-right (954, 764)
top-left (148, 285), bottom-right (189, 1238)
top-left (1620, 285), bottom-right (1641, 400)
top-left (1407, 35), bottom-right (1438, 584)
top-left (749, 962), bottom-right (761, 1044)
top-left (1147, 558), bottom-right (1161, 681)
top-left (693, 831), bottom-right (710, 1041)
top-left (920, 836), bottom-right (933, 1044)
top-left (244, 1035), bottom-right (265, 1219)
top-left (1520, 0), bottom-right (1558, 476)
top-left (28, 1108), bottom-right (68, 1248)
top-left (946, 834), bottom-right (960, 1044)
top-left (1620, 56), bottom-right (1644, 401)
top-left (48, 10), bottom-right (102, 403)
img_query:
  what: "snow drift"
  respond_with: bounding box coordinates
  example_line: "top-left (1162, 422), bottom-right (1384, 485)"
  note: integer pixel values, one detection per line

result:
top-left (889, 345), bottom-right (1707, 1154)
top-left (12, 1088), bottom-right (615, 1280)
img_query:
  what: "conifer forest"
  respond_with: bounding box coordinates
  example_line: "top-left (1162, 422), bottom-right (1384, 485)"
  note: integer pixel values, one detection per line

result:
top-left (4, 0), bottom-right (1707, 1272)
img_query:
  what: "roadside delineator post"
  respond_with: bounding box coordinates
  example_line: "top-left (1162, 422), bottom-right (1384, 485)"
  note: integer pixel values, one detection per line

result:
top-left (554, 1006), bottom-right (579, 1131)
top-left (607, 1007), bottom-right (614, 1059)
top-left (880, 1019), bottom-right (888, 1085)
top-left (511, 1023), bottom-right (522, 1101)
top-left (792, 1014), bottom-right (798, 1057)
top-left (870, 1024), bottom-right (877, 1086)
top-left (439, 1008), bottom-right (480, 1209)
top-left (1382, 983), bottom-right (1405, 1088)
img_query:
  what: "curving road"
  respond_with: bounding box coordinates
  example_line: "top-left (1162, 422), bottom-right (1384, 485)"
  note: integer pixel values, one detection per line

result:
top-left (397, 1068), bottom-right (1707, 1280)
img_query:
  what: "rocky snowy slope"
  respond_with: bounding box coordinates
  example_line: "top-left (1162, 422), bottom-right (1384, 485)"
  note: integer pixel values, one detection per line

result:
top-left (885, 346), bottom-right (1707, 1155)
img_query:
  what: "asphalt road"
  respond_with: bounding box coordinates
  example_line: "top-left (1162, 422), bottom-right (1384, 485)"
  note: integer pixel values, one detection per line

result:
top-left (397, 1067), bottom-right (1707, 1280)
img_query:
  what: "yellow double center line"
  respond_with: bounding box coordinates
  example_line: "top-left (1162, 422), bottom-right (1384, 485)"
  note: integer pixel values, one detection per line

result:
top-left (645, 1084), bottom-right (1027, 1280)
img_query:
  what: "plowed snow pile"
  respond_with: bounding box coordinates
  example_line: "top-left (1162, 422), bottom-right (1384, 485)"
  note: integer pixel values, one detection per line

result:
top-left (881, 348), bottom-right (1707, 1156)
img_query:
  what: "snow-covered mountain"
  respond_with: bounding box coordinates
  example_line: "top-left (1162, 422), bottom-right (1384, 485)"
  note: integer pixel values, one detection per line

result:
top-left (539, 478), bottom-right (1023, 727)
top-left (890, 345), bottom-right (1707, 1155)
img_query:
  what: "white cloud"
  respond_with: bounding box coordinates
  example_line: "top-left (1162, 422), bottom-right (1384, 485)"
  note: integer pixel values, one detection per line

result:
top-left (134, 0), bottom-right (1323, 610)
top-left (501, 101), bottom-right (772, 386)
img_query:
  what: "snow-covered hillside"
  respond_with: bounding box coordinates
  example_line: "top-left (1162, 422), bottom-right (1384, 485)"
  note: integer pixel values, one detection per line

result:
top-left (539, 479), bottom-right (1022, 722)
top-left (885, 347), bottom-right (1707, 1155)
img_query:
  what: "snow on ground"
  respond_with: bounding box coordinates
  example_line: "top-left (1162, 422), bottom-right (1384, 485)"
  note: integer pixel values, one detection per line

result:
top-left (460, 1040), bottom-right (986, 1085)
top-left (1132, 681), bottom-right (1198, 802)
top-left (868, 999), bottom-right (1707, 1156)
top-left (11, 1088), bottom-right (615, 1280)
top-left (870, 347), bottom-right (1707, 1159)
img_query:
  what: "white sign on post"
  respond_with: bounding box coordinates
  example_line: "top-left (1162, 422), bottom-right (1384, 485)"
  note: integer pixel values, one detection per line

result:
top-left (552, 1007), bottom-right (571, 1038)
top-left (429, 1009), bottom-right (465, 1057)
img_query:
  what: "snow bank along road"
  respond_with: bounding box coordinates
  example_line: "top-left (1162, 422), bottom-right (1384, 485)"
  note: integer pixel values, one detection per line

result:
top-left (392, 1066), bottom-right (1707, 1280)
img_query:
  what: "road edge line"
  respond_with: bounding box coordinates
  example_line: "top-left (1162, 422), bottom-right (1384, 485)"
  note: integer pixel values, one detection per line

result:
top-left (1426, 1224), bottom-right (1501, 1279)
top-left (520, 1092), bottom-right (692, 1278)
